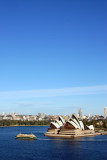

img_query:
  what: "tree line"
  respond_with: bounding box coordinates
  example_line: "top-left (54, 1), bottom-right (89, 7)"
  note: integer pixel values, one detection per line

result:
top-left (0, 119), bottom-right (107, 128)
top-left (0, 120), bottom-right (50, 126)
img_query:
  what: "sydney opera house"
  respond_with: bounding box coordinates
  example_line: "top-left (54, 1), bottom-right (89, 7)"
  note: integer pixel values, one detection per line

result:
top-left (45, 114), bottom-right (95, 138)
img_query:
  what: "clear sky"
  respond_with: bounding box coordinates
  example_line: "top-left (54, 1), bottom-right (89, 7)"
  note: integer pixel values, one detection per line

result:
top-left (0, 0), bottom-right (107, 115)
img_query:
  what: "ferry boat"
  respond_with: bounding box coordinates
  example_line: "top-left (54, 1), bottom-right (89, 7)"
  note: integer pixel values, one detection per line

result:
top-left (16, 133), bottom-right (37, 140)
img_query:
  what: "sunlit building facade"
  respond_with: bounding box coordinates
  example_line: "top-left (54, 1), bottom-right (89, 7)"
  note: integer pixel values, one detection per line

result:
top-left (104, 107), bottom-right (107, 119)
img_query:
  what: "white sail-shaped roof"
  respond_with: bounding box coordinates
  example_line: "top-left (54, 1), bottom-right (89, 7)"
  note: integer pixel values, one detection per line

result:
top-left (68, 114), bottom-right (85, 130)
top-left (55, 120), bottom-right (63, 127)
top-left (50, 114), bottom-right (85, 130)
top-left (71, 114), bottom-right (81, 129)
top-left (67, 121), bottom-right (79, 129)
top-left (69, 118), bottom-right (81, 129)
top-left (87, 125), bottom-right (94, 130)
top-left (50, 122), bottom-right (60, 129)
top-left (58, 116), bottom-right (65, 125)
top-left (79, 121), bottom-right (84, 130)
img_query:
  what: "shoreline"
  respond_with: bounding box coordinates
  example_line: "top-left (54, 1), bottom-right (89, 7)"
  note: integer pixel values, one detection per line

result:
top-left (0, 125), bottom-right (49, 127)
top-left (44, 131), bottom-right (107, 138)
top-left (44, 132), bottom-right (102, 138)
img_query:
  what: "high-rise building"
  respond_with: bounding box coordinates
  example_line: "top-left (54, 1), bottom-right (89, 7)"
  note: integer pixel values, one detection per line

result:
top-left (78, 108), bottom-right (82, 118)
top-left (104, 107), bottom-right (107, 119)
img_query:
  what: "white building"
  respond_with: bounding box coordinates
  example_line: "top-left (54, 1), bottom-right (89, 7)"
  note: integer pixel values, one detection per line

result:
top-left (104, 107), bottom-right (107, 119)
top-left (49, 114), bottom-right (94, 131)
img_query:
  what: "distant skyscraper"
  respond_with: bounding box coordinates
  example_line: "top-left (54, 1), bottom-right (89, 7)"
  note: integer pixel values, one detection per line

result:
top-left (78, 108), bottom-right (82, 118)
top-left (2, 112), bottom-right (5, 116)
top-left (104, 107), bottom-right (107, 119)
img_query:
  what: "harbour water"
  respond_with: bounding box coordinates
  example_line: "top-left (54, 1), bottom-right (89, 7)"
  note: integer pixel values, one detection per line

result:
top-left (0, 126), bottom-right (107, 160)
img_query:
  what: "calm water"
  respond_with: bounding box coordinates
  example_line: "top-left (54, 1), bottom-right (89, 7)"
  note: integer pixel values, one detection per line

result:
top-left (0, 126), bottom-right (107, 160)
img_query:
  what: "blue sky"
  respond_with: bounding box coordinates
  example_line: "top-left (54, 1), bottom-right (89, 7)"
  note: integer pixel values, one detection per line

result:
top-left (0, 0), bottom-right (107, 115)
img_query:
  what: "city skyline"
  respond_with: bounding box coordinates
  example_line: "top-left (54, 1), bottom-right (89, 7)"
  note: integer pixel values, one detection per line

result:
top-left (0, 0), bottom-right (107, 115)
top-left (0, 107), bottom-right (106, 119)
